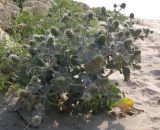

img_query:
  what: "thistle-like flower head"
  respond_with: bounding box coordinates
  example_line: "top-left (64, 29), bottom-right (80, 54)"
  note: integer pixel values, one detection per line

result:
top-left (97, 34), bottom-right (107, 45)
top-left (84, 10), bottom-right (94, 20)
top-left (50, 26), bottom-right (59, 37)
top-left (8, 54), bottom-right (20, 63)
top-left (124, 31), bottom-right (131, 37)
top-left (29, 40), bottom-right (36, 46)
top-left (61, 13), bottom-right (70, 22)
top-left (32, 115), bottom-right (42, 127)
top-left (30, 75), bottom-right (40, 84)
top-left (120, 3), bottom-right (126, 9)
top-left (134, 29), bottom-right (142, 37)
top-left (55, 76), bottom-right (65, 86)
top-left (65, 29), bottom-right (74, 39)
top-left (129, 13), bottom-right (134, 19)
top-left (46, 35), bottom-right (55, 45)
top-left (39, 35), bottom-right (46, 41)
top-left (33, 34), bottom-right (41, 42)
top-left (113, 4), bottom-right (117, 8)
top-left (124, 38), bottom-right (133, 49)
top-left (18, 89), bottom-right (29, 99)
top-left (117, 31), bottom-right (124, 38)
top-left (81, 92), bottom-right (91, 102)
top-left (134, 49), bottom-right (141, 57)
top-left (101, 7), bottom-right (107, 15)
top-left (113, 20), bottom-right (120, 28)
top-left (48, 12), bottom-right (52, 17)
top-left (108, 17), bottom-right (113, 24)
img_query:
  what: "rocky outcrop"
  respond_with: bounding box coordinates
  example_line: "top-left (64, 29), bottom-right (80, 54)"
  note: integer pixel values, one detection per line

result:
top-left (0, 0), bottom-right (54, 31)
top-left (0, 28), bottom-right (15, 48)
top-left (0, 0), bottom-right (55, 48)
top-left (0, 1), bottom-right (20, 31)
top-left (22, 0), bottom-right (54, 15)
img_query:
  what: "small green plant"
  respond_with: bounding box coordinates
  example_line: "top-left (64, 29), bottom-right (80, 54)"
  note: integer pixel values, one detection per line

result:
top-left (0, 73), bottom-right (7, 91)
top-left (0, 37), bottom-right (8, 92)
top-left (0, 42), bottom-right (7, 92)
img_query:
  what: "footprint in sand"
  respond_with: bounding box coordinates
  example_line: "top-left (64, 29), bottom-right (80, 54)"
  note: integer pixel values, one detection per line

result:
top-left (142, 78), bottom-right (150, 82)
top-left (135, 80), bottom-right (148, 87)
top-left (156, 83), bottom-right (160, 86)
top-left (149, 96), bottom-right (160, 105)
top-left (147, 64), bottom-right (153, 67)
top-left (142, 88), bottom-right (159, 96)
top-left (142, 82), bottom-right (160, 96)
top-left (149, 116), bottom-right (160, 123)
top-left (149, 70), bottom-right (160, 82)
top-left (155, 78), bottom-right (160, 81)
top-left (150, 70), bottom-right (160, 76)
top-left (150, 96), bottom-right (160, 101)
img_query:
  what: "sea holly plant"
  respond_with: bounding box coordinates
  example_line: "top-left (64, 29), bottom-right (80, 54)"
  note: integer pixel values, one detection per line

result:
top-left (7, 2), bottom-right (153, 127)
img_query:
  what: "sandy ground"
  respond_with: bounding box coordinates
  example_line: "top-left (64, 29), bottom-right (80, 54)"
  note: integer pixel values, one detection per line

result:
top-left (0, 19), bottom-right (160, 130)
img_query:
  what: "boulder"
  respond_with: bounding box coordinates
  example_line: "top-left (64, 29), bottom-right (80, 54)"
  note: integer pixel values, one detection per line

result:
top-left (22, 0), bottom-right (54, 15)
top-left (0, 0), bottom-right (54, 30)
top-left (0, 1), bottom-right (20, 30)
top-left (0, 28), bottom-right (15, 48)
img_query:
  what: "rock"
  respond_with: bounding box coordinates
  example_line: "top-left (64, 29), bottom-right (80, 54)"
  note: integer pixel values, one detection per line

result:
top-left (22, 0), bottom-right (54, 15)
top-left (0, 28), bottom-right (15, 48)
top-left (0, 1), bottom-right (20, 30)
top-left (0, 0), bottom-right (54, 30)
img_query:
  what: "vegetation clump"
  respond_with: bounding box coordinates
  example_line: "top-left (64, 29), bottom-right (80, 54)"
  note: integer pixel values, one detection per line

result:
top-left (0, 0), bottom-right (153, 127)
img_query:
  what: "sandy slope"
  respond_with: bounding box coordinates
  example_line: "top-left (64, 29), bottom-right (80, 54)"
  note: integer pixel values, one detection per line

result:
top-left (109, 19), bottom-right (160, 130)
top-left (0, 19), bottom-right (160, 130)
top-left (108, 19), bottom-right (160, 130)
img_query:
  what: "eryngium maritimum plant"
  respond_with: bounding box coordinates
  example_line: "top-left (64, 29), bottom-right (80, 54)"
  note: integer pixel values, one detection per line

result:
top-left (8, 1), bottom-right (152, 126)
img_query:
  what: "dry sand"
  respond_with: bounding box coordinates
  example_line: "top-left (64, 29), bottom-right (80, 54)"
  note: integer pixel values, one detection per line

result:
top-left (0, 19), bottom-right (160, 130)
